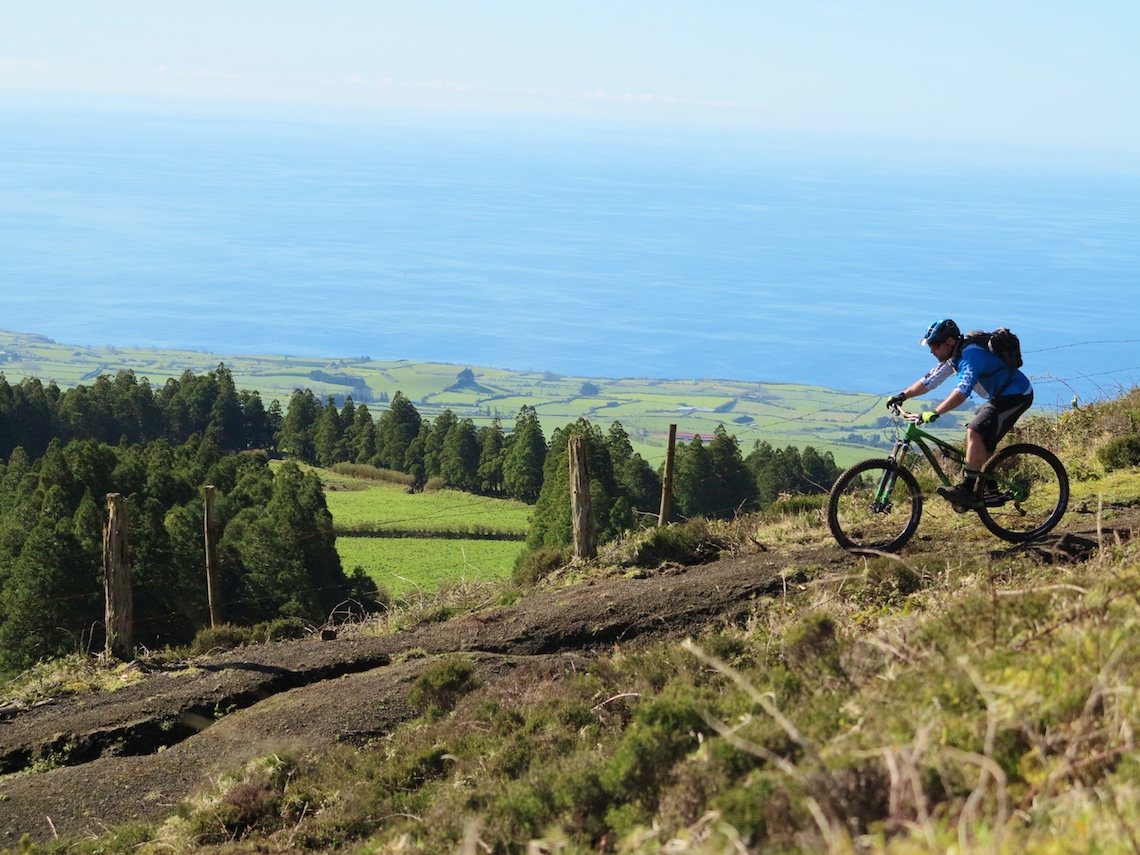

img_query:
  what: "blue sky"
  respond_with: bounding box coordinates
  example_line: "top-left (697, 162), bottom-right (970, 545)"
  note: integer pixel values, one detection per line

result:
top-left (2, 1), bottom-right (1138, 151)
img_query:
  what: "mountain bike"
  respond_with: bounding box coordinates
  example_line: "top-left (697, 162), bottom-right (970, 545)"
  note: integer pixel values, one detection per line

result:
top-left (827, 404), bottom-right (1069, 552)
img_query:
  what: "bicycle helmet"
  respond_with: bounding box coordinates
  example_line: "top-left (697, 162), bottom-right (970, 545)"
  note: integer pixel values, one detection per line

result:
top-left (921, 318), bottom-right (960, 347)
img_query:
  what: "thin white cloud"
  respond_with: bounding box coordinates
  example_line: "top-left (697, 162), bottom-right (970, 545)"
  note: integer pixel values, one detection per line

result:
top-left (379, 76), bottom-right (753, 110)
top-left (555, 88), bottom-right (750, 110)
top-left (0, 59), bottom-right (52, 69)
top-left (153, 65), bottom-right (243, 81)
top-left (415, 79), bottom-right (475, 91)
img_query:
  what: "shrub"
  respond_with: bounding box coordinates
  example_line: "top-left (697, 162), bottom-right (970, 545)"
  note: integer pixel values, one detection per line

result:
top-left (600, 694), bottom-right (707, 807)
top-left (408, 656), bottom-right (480, 714)
top-left (761, 494), bottom-right (827, 516)
top-left (250, 617), bottom-right (308, 643)
top-left (185, 756), bottom-right (299, 843)
top-left (512, 546), bottom-right (569, 588)
top-left (626, 518), bottom-right (720, 567)
top-left (863, 559), bottom-right (922, 599)
top-left (200, 779), bottom-right (280, 841)
top-left (329, 462), bottom-right (415, 487)
top-left (190, 623), bottom-right (252, 654)
top-left (711, 779), bottom-right (777, 845)
top-left (783, 612), bottom-right (846, 681)
top-left (1098, 434), bottom-right (1140, 471)
top-left (189, 619), bottom-right (308, 655)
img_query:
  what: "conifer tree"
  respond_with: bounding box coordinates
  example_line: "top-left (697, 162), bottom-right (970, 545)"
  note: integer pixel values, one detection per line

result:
top-left (344, 403), bottom-right (377, 464)
top-left (674, 434), bottom-right (714, 518)
top-left (440, 418), bottom-right (480, 491)
top-left (707, 425), bottom-right (758, 514)
top-left (239, 390), bottom-right (274, 450)
top-left (162, 370), bottom-right (221, 442)
top-left (404, 422), bottom-right (429, 486)
top-left (606, 421), bottom-right (661, 516)
top-left (110, 369), bottom-right (163, 444)
top-left (0, 485), bottom-right (99, 672)
top-left (476, 419), bottom-right (505, 494)
top-left (423, 410), bottom-right (458, 480)
top-left (673, 428), bottom-right (756, 518)
top-left (527, 419), bottom-right (632, 549)
top-left (373, 391), bottom-right (421, 472)
top-left (19, 377), bottom-right (57, 456)
top-left (314, 396), bottom-right (345, 467)
top-left (265, 399), bottom-right (284, 451)
top-left (278, 388), bottom-right (320, 463)
top-left (503, 406), bottom-right (547, 504)
top-left (209, 364), bottom-right (244, 451)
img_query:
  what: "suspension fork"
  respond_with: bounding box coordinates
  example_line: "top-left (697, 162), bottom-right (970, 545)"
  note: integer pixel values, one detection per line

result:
top-left (872, 439), bottom-right (911, 508)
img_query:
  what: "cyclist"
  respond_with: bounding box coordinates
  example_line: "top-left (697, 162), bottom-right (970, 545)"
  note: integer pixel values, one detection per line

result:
top-left (886, 318), bottom-right (1034, 508)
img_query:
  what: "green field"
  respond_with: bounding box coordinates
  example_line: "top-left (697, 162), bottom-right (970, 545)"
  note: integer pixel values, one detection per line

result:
top-left (0, 328), bottom-right (911, 468)
top-left (336, 536), bottom-right (525, 598)
top-left (323, 480), bottom-right (531, 534)
top-left (306, 466), bottom-right (531, 596)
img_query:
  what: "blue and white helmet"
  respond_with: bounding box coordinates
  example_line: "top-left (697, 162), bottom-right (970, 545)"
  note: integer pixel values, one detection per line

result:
top-left (921, 318), bottom-right (960, 347)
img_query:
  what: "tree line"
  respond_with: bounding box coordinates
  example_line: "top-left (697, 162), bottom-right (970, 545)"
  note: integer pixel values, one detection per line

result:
top-left (275, 385), bottom-right (841, 522)
top-left (0, 366), bottom-right (278, 461)
top-left (0, 434), bottom-right (367, 676)
top-left (1, 365), bottom-right (840, 522)
top-left (0, 366), bottom-right (842, 674)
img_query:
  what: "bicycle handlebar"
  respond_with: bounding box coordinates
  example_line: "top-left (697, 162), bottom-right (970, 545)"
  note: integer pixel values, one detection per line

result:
top-left (887, 403), bottom-right (925, 425)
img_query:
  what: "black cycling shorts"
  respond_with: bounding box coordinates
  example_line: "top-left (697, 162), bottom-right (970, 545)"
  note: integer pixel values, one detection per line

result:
top-left (968, 392), bottom-right (1033, 453)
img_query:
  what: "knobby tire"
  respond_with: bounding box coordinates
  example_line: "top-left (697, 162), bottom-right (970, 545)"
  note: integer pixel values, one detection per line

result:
top-left (976, 443), bottom-right (1069, 542)
top-left (827, 458), bottom-right (923, 553)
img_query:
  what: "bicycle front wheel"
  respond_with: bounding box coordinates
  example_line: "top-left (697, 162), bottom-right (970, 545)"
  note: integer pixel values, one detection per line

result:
top-left (828, 459), bottom-right (923, 552)
top-left (976, 443), bottom-right (1069, 542)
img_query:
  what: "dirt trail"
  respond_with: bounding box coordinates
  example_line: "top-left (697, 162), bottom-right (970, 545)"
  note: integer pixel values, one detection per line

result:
top-left (0, 549), bottom-right (823, 843)
top-left (0, 507), bottom-right (1133, 844)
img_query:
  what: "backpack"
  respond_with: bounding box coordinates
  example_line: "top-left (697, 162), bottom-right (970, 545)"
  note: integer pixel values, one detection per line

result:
top-left (958, 328), bottom-right (1023, 371)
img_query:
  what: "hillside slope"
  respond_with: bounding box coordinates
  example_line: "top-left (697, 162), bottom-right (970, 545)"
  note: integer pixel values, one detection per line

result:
top-left (0, 548), bottom-right (812, 842)
top-left (1, 499), bottom-right (1135, 849)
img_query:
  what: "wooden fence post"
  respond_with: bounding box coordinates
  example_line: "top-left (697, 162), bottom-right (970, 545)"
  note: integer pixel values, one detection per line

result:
top-left (103, 493), bottom-right (133, 661)
top-left (658, 424), bottom-right (677, 526)
top-left (204, 485), bottom-right (223, 627)
top-left (569, 435), bottom-right (596, 559)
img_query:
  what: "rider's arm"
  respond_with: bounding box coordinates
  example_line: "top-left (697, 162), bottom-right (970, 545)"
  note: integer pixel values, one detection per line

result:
top-left (894, 361), bottom-right (953, 404)
top-left (934, 389), bottom-right (968, 416)
top-left (896, 379), bottom-right (930, 401)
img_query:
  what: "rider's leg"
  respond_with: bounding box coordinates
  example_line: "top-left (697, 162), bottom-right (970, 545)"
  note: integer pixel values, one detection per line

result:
top-left (962, 399), bottom-right (1035, 499)
top-left (965, 427), bottom-right (987, 473)
top-left (969, 393), bottom-right (1034, 469)
top-left (941, 394), bottom-right (1033, 505)
top-left (937, 427), bottom-right (990, 507)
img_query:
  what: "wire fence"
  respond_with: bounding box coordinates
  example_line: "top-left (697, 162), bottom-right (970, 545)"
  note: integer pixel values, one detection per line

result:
top-left (4, 336), bottom-right (1138, 655)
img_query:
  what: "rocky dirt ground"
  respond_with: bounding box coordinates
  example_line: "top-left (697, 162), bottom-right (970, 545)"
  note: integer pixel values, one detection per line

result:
top-left (1, 505), bottom-right (1134, 845)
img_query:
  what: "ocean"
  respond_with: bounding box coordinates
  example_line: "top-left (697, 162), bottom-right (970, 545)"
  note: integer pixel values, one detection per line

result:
top-left (2, 105), bottom-right (1138, 407)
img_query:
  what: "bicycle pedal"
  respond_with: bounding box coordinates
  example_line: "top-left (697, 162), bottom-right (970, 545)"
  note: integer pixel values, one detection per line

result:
top-left (937, 484), bottom-right (981, 510)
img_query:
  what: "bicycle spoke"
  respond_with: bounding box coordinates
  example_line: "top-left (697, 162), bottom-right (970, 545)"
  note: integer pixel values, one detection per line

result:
top-left (828, 459), bottom-right (923, 552)
top-left (976, 444), bottom-right (1069, 542)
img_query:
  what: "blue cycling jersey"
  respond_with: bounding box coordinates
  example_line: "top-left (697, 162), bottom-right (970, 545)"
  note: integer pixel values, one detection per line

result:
top-left (921, 343), bottom-right (1032, 400)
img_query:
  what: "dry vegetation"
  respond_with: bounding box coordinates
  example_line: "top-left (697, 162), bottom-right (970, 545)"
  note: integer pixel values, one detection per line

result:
top-left (5, 389), bottom-right (1140, 855)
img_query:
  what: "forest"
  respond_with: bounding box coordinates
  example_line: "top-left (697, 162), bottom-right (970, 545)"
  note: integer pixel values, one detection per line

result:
top-left (0, 366), bottom-right (839, 677)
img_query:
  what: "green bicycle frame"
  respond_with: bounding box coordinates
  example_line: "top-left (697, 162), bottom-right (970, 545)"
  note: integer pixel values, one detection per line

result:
top-left (881, 414), bottom-right (1029, 505)
top-left (892, 421), bottom-right (962, 488)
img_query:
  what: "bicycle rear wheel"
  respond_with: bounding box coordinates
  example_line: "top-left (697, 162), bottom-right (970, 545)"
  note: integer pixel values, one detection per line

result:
top-left (976, 443), bottom-right (1069, 542)
top-left (828, 459), bottom-right (923, 552)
